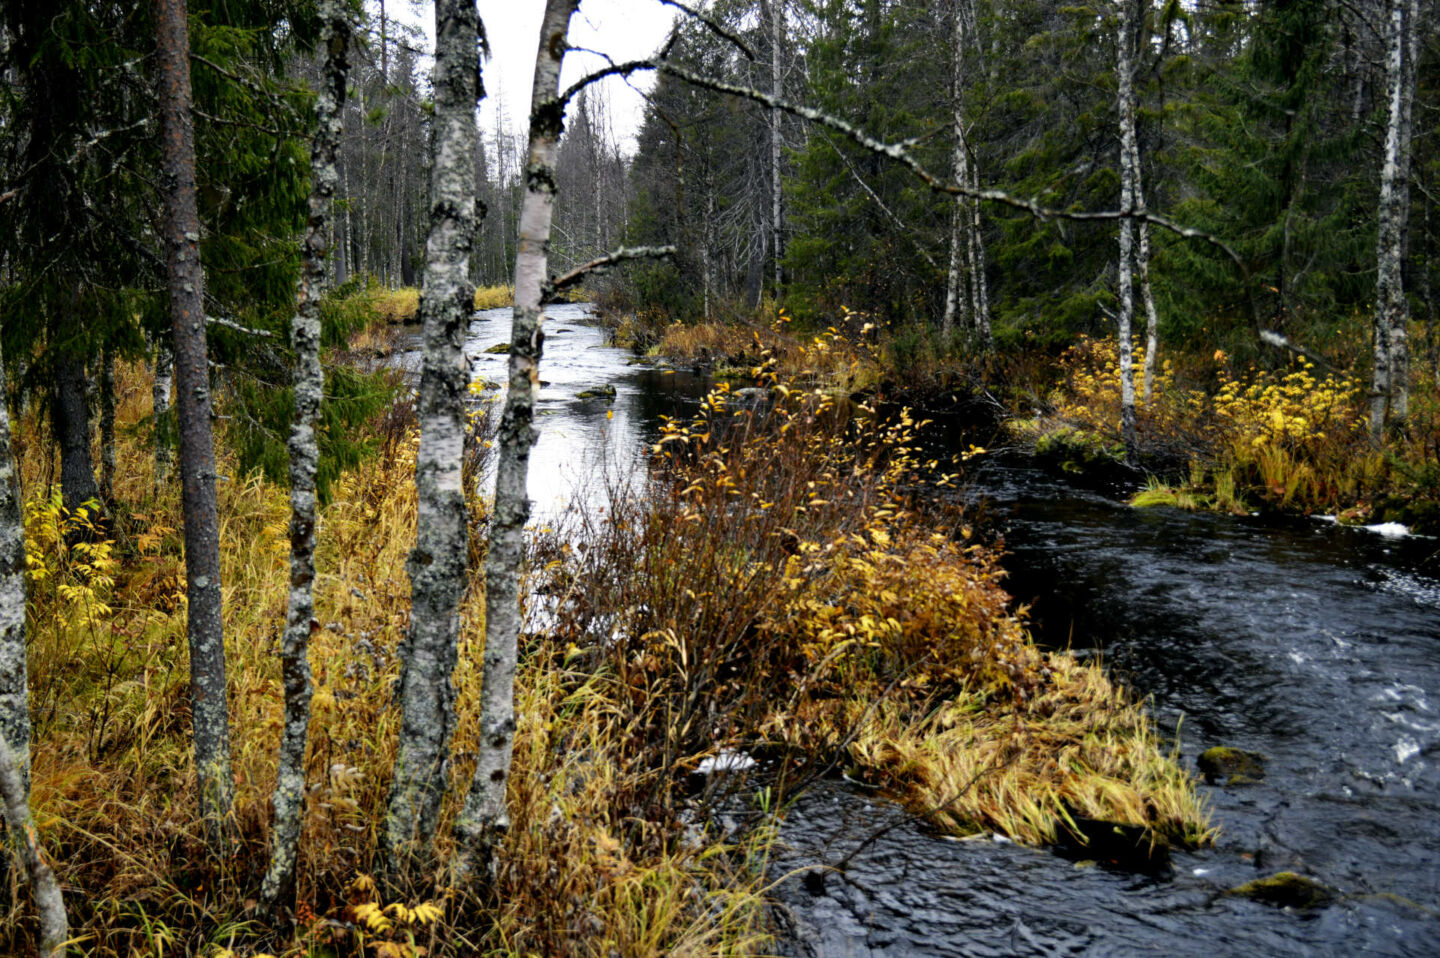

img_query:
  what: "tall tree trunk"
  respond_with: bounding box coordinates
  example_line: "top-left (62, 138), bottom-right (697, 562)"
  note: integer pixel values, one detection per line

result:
top-left (262, 0), bottom-right (351, 912)
top-left (0, 342), bottom-right (30, 798)
top-left (52, 350), bottom-right (98, 511)
top-left (384, 0), bottom-right (479, 879)
top-left (1372, 0), bottom-right (1414, 440)
top-left (153, 0), bottom-right (235, 845)
top-left (1114, 0), bottom-right (1139, 453)
top-left (966, 154), bottom-right (990, 344)
top-left (152, 336), bottom-right (174, 491)
top-left (455, 0), bottom-right (578, 879)
top-left (942, 0), bottom-right (973, 338)
top-left (768, 0), bottom-right (784, 294)
top-left (99, 346), bottom-right (116, 502)
top-left (1137, 217), bottom-right (1160, 403)
top-left (0, 736), bottom-right (66, 958)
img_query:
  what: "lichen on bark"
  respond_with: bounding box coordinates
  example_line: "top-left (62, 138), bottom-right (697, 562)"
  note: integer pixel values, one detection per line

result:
top-left (384, 0), bottom-right (479, 882)
top-left (261, 0), bottom-right (351, 912)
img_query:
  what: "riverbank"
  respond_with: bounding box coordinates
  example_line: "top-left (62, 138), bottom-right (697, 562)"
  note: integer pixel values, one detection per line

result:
top-left (604, 308), bottom-right (1439, 534)
top-left (13, 308), bottom-right (1214, 955)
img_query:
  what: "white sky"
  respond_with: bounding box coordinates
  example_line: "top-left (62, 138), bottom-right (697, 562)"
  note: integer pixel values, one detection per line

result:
top-left (380, 0), bottom-right (680, 153)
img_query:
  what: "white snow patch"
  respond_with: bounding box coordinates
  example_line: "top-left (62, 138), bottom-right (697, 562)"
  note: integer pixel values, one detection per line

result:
top-left (696, 750), bottom-right (756, 775)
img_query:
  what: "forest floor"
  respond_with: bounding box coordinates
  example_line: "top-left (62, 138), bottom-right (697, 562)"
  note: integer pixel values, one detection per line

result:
top-left (14, 306), bottom-right (1211, 956)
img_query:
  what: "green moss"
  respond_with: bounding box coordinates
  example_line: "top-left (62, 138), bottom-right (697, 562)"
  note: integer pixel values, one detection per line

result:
top-left (484, 341), bottom-right (511, 354)
top-left (1197, 746), bottom-right (1265, 786)
top-left (1131, 486), bottom-right (1181, 509)
top-left (1229, 871), bottom-right (1336, 909)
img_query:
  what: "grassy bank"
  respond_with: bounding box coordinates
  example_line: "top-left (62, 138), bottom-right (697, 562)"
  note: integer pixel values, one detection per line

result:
top-left (1010, 336), bottom-right (1440, 532)
top-left (11, 334), bottom-right (1210, 955)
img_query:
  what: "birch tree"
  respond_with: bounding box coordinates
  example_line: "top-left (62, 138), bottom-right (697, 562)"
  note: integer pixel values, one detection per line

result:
top-left (262, 0), bottom-right (351, 911)
top-left (385, 0), bottom-right (478, 877)
top-left (942, 0), bottom-right (990, 346)
top-left (153, 0), bottom-right (235, 844)
top-left (1371, 0), bottom-right (1417, 440)
top-left (456, 0), bottom-right (580, 877)
top-left (765, 0), bottom-right (784, 293)
top-left (1114, 0), bottom-right (1140, 453)
top-left (1119, 0), bottom-right (1159, 404)
top-left (153, 338), bottom-right (174, 490)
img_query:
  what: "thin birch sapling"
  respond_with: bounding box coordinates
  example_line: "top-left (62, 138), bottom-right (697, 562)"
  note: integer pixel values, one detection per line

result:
top-left (262, 0), bottom-right (352, 912)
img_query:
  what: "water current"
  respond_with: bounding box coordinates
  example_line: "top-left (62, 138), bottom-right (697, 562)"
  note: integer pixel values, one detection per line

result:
top-left (404, 305), bottom-right (1440, 956)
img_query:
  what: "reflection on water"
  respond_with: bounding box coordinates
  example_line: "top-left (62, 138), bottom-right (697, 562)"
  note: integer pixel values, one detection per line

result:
top-left (394, 302), bottom-right (709, 520)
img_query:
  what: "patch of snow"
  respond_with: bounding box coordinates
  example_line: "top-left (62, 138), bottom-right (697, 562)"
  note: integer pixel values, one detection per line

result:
top-left (696, 750), bottom-right (756, 775)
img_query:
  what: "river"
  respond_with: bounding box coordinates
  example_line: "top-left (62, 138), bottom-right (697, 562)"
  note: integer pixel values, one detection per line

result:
top-left (406, 305), bottom-right (1440, 956)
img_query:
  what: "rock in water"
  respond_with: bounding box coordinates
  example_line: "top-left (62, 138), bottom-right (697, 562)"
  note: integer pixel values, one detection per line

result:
top-left (576, 384), bottom-right (616, 401)
top-left (1197, 746), bottom-right (1266, 786)
top-left (1228, 871), bottom-right (1336, 909)
top-left (484, 342), bottom-right (510, 354)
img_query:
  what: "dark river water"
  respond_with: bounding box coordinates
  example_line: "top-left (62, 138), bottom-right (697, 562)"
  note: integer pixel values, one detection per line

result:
top-left (410, 305), bottom-right (1440, 956)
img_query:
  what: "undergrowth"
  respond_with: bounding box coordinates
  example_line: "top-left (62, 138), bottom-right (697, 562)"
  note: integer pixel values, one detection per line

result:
top-left (9, 342), bottom-right (1212, 956)
top-left (1011, 335), bottom-right (1440, 529)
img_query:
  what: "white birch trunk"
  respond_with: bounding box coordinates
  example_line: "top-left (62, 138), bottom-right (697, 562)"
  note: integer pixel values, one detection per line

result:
top-left (455, 0), bottom-right (578, 878)
top-left (943, 0), bottom-right (990, 347)
top-left (0, 342), bottom-right (29, 798)
top-left (385, 0), bottom-right (478, 877)
top-left (966, 142), bottom-right (991, 346)
top-left (153, 337), bottom-right (174, 492)
top-left (769, 0), bottom-right (784, 293)
top-left (0, 736), bottom-right (66, 958)
top-left (1115, 0), bottom-right (1139, 452)
top-left (262, 0), bottom-right (351, 911)
top-left (1371, 0), bottom-right (1413, 440)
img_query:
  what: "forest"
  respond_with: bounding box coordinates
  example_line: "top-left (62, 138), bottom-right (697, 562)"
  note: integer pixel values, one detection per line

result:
top-left (1, 0), bottom-right (1437, 955)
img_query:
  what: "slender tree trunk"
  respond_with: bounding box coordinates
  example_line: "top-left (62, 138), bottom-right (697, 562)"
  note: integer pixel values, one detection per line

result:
top-left (153, 0), bottom-right (235, 845)
top-left (99, 347), bottom-right (116, 502)
top-left (1114, 0), bottom-right (1139, 453)
top-left (385, 0), bottom-right (478, 880)
top-left (262, 0), bottom-right (351, 912)
top-left (1137, 218), bottom-right (1160, 403)
top-left (966, 154), bottom-right (990, 344)
top-left (768, 0), bottom-right (784, 294)
top-left (0, 736), bottom-right (66, 958)
top-left (455, 0), bottom-right (578, 879)
top-left (1372, 0), bottom-right (1414, 440)
top-left (152, 336), bottom-right (174, 491)
top-left (942, 0), bottom-right (973, 338)
top-left (0, 342), bottom-right (30, 796)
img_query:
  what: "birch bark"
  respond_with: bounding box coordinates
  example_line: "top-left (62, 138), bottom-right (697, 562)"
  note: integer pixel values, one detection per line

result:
top-left (1114, 0), bottom-right (1139, 452)
top-left (262, 0), bottom-right (351, 911)
top-left (153, 0), bottom-right (235, 844)
top-left (455, 0), bottom-right (579, 877)
top-left (0, 736), bottom-right (66, 958)
top-left (942, 0), bottom-right (990, 347)
top-left (385, 0), bottom-right (478, 877)
top-left (768, 0), bottom-right (784, 293)
top-left (153, 337), bottom-right (174, 490)
top-left (1371, 0), bottom-right (1413, 439)
top-left (0, 341), bottom-right (30, 797)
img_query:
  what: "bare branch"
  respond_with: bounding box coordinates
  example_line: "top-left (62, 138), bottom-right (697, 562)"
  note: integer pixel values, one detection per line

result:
top-left (206, 314), bottom-right (274, 338)
top-left (545, 245), bottom-right (677, 301)
top-left (657, 0), bottom-right (756, 60)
